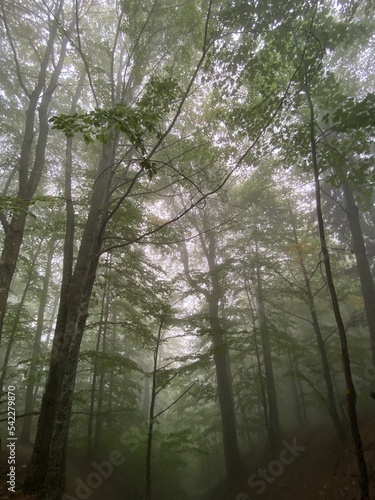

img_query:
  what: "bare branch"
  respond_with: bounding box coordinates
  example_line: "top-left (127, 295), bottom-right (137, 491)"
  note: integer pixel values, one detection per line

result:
top-left (0, 0), bottom-right (30, 97)
top-left (154, 381), bottom-right (197, 420)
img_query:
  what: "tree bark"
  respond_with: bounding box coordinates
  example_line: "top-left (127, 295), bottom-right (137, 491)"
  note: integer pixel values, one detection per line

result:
top-left (41, 251), bottom-right (101, 499)
top-left (343, 182), bottom-right (375, 366)
top-left (142, 374), bottom-right (151, 418)
top-left (23, 140), bottom-right (115, 495)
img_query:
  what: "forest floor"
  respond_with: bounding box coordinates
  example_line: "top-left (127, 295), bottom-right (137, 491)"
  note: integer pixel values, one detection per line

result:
top-left (221, 410), bottom-right (375, 500)
top-left (0, 411), bottom-right (374, 499)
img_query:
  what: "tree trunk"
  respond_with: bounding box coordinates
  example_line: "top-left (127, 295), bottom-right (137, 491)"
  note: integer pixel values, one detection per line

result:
top-left (288, 203), bottom-right (346, 441)
top-left (145, 315), bottom-right (165, 500)
top-left (287, 351), bottom-right (304, 426)
top-left (203, 226), bottom-right (243, 482)
top-left (343, 182), bottom-right (375, 366)
top-left (93, 260), bottom-right (110, 456)
top-left (179, 213), bottom-right (242, 482)
top-left (209, 315), bottom-right (243, 481)
top-left (23, 139), bottom-right (115, 495)
top-left (107, 306), bottom-right (117, 430)
top-left (245, 281), bottom-right (269, 438)
top-left (142, 375), bottom-right (151, 418)
top-left (0, 212), bottom-right (28, 339)
top-left (36, 129), bottom-right (116, 497)
top-left (293, 354), bottom-right (308, 424)
top-left (0, 239), bottom-right (42, 396)
top-left (20, 238), bottom-right (56, 443)
top-left (255, 240), bottom-right (280, 448)
top-left (306, 85), bottom-right (369, 500)
top-left (87, 311), bottom-right (102, 456)
top-left (41, 251), bottom-right (101, 499)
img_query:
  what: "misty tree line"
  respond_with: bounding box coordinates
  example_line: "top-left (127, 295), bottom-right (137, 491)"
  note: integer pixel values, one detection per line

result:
top-left (0, 0), bottom-right (374, 499)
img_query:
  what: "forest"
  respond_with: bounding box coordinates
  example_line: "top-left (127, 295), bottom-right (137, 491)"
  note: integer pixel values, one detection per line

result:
top-left (0, 0), bottom-right (375, 499)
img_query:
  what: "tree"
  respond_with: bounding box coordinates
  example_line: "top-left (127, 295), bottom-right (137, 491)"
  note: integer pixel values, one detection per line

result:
top-left (343, 183), bottom-right (375, 366)
top-left (305, 81), bottom-right (369, 499)
top-left (287, 200), bottom-right (346, 441)
top-left (23, 0), bottom-right (220, 496)
top-left (0, 0), bottom-right (70, 340)
top-left (0, 1), bottom-right (373, 499)
top-left (178, 202), bottom-right (243, 483)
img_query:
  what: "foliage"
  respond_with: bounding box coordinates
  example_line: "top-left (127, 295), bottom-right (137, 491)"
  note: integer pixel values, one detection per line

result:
top-left (50, 76), bottom-right (182, 178)
top-left (1, 1), bottom-right (375, 498)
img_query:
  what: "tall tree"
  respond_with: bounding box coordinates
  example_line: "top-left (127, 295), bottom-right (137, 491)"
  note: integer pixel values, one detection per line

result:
top-left (305, 82), bottom-right (369, 499)
top-left (24, 0), bottom-right (219, 496)
top-left (287, 201), bottom-right (346, 441)
top-left (0, 0), bottom-right (70, 340)
top-left (254, 233), bottom-right (280, 447)
top-left (178, 203), bottom-right (243, 482)
top-left (343, 183), bottom-right (375, 366)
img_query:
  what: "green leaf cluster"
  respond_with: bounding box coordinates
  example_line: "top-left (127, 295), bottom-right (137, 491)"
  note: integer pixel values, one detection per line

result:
top-left (50, 76), bottom-right (182, 179)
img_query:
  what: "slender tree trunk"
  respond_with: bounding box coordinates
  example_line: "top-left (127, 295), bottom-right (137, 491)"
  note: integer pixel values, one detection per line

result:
top-left (142, 375), bottom-right (151, 418)
top-left (93, 260), bottom-right (110, 456)
top-left (288, 204), bottom-right (346, 441)
top-left (20, 238), bottom-right (56, 443)
top-left (87, 314), bottom-right (102, 456)
top-left (107, 306), bottom-right (117, 430)
top-left (287, 351), bottom-right (303, 426)
top-left (240, 397), bottom-right (253, 446)
top-left (203, 227), bottom-right (243, 482)
top-left (145, 315), bottom-right (165, 500)
top-left (255, 240), bottom-right (280, 448)
top-left (343, 182), bottom-right (375, 366)
top-left (245, 281), bottom-right (269, 436)
top-left (93, 359), bottom-right (105, 456)
top-left (0, 239), bottom-right (42, 396)
top-left (0, 164), bottom-right (17, 198)
top-left (179, 214), bottom-right (242, 482)
top-left (293, 354), bottom-right (308, 424)
top-left (45, 295), bottom-right (59, 347)
top-left (306, 85), bottom-right (369, 500)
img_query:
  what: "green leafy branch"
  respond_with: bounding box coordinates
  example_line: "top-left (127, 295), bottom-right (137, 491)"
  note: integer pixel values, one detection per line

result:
top-left (0, 195), bottom-right (61, 217)
top-left (322, 92), bottom-right (375, 132)
top-left (50, 76), bottom-right (183, 179)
